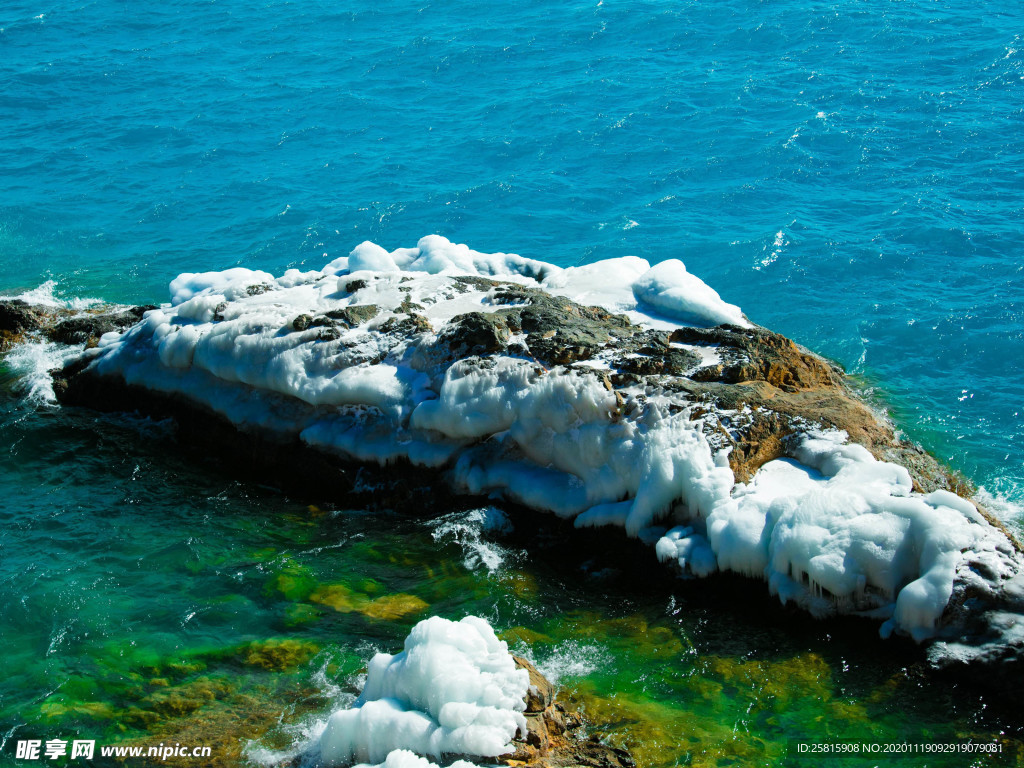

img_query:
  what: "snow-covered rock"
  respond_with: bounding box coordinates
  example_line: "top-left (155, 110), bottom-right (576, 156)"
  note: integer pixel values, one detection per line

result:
top-left (319, 616), bottom-right (528, 766)
top-left (46, 236), bottom-right (1023, 651)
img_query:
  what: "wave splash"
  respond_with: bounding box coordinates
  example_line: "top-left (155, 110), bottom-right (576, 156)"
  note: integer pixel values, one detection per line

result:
top-left (1, 280), bottom-right (101, 310)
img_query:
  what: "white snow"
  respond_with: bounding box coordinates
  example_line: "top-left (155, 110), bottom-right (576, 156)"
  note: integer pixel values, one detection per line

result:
top-left (418, 361), bottom-right (734, 533)
top-left (541, 256), bottom-right (651, 317)
top-left (632, 259), bottom-right (749, 328)
top-left (655, 526), bottom-right (718, 578)
top-left (318, 616), bottom-right (528, 766)
top-left (169, 268), bottom-right (277, 305)
top-left (697, 430), bottom-right (1019, 641)
top-left (353, 750), bottom-right (482, 768)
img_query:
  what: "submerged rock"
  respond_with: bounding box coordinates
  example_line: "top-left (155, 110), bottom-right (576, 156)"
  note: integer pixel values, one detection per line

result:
top-left (14, 235), bottom-right (1024, 700)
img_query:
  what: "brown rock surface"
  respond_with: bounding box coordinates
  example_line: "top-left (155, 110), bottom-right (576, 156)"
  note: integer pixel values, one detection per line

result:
top-left (505, 657), bottom-right (633, 768)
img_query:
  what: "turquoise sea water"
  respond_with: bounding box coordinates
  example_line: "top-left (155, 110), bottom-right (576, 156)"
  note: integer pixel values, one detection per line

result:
top-left (2, 0), bottom-right (1024, 764)
top-left (2, 0), bottom-right (1022, 505)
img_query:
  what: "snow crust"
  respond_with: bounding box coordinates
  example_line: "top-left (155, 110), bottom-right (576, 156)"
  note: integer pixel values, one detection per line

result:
top-left (318, 616), bottom-right (527, 766)
top-left (80, 236), bottom-right (1020, 642)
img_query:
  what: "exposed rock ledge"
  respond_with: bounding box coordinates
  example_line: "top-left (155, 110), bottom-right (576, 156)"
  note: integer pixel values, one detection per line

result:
top-left (501, 656), bottom-right (627, 768)
top-left (509, 656), bottom-right (632, 768)
top-left (6, 236), bottom-right (1024, 701)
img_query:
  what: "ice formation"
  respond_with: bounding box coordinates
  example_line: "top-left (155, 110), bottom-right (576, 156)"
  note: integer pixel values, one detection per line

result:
top-left (697, 432), bottom-right (1016, 642)
top-left (352, 750), bottom-right (482, 768)
top-left (70, 235), bottom-right (1020, 642)
top-left (318, 615), bottom-right (528, 766)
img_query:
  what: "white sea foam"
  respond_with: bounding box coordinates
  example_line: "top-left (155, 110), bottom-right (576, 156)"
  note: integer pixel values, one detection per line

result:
top-left (430, 507), bottom-right (514, 573)
top-left (974, 486), bottom-right (1024, 525)
top-left (0, 280), bottom-right (101, 310)
top-left (245, 655), bottom-right (355, 768)
top-left (0, 280), bottom-right (108, 401)
top-left (5, 340), bottom-right (83, 404)
top-left (530, 641), bottom-right (610, 687)
top-left (353, 750), bottom-right (483, 768)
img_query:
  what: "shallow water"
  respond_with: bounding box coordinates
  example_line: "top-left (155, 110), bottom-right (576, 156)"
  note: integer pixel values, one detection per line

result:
top-left (0, 383), bottom-right (1021, 766)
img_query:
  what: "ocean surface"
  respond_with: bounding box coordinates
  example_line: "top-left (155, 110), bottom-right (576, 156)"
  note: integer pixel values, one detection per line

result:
top-left (2, 0), bottom-right (1023, 765)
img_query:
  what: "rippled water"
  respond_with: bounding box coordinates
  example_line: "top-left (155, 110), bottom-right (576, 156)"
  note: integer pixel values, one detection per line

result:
top-left (2, 0), bottom-right (1023, 764)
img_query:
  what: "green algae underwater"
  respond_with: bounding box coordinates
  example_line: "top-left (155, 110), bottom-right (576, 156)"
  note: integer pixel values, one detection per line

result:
top-left (1, 373), bottom-right (1022, 768)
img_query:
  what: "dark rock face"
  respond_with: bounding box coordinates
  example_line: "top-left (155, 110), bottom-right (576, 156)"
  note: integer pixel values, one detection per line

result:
top-left (330, 304), bottom-right (380, 327)
top-left (611, 331), bottom-right (702, 377)
top-left (436, 287), bottom-right (636, 366)
top-left (518, 656), bottom-right (555, 714)
top-left (0, 300), bottom-right (49, 351)
top-left (246, 283), bottom-right (274, 297)
top-left (671, 325), bottom-right (840, 393)
top-left (0, 300), bottom-right (47, 334)
top-left (340, 278), bottom-right (369, 293)
top-left (379, 313), bottom-right (433, 336)
top-left (441, 312), bottom-right (512, 357)
top-left (293, 305), bottom-right (380, 333)
top-left (46, 305), bottom-right (157, 346)
top-left (0, 300), bottom-right (157, 352)
top-left (512, 293), bottom-right (633, 367)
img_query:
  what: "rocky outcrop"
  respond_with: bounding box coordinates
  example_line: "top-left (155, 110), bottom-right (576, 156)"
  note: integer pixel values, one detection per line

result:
top-left (507, 657), bottom-right (633, 768)
top-left (4, 248), bottom-right (1024, 701)
top-left (292, 304), bottom-right (381, 334)
top-left (20, 284), bottom-right (978, 509)
top-left (0, 300), bottom-right (156, 352)
top-left (21, 280), bottom-right (1019, 549)
top-left (0, 300), bottom-right (54, 351)
top-left (46, 305), bottom-right (157, 346)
